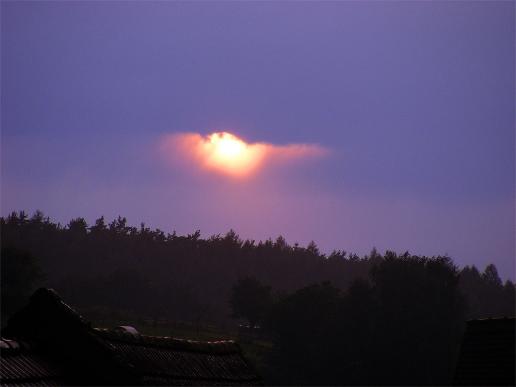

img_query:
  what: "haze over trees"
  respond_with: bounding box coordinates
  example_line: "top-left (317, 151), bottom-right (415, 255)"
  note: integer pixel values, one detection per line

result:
top-left (1, 211), bottom-right (515, 384)
top-left (257, 255), bottom-right (467, 384)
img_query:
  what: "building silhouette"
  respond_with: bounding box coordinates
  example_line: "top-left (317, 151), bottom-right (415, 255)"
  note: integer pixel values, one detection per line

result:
top-left (0, 288), bottom-right (260, 386)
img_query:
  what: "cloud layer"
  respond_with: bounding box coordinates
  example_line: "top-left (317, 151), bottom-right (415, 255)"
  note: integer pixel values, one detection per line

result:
top-left (159, 132), bottom-right (328, 177)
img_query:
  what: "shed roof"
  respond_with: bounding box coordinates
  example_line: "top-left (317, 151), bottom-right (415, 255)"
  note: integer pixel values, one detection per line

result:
top-left (93, 328), bottom-right (259, 385)
top-left (1, 288), bottom-right (260, 386)
top-left (0, 338), bottom-right (64, 386)
top-left (454, 317), bottom-right (515, 386)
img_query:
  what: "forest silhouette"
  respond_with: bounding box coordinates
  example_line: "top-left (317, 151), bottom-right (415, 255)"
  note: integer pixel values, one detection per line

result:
top-left (1, 210), bottom-right (514, 385)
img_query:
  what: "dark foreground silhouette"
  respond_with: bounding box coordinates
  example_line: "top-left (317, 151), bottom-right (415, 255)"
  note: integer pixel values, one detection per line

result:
top-left (454, 318), bottom-right (515, 386)
top-left (1, 211), bottom-right (515, 385)
top-left (1, 288), bottom-right (260, 386)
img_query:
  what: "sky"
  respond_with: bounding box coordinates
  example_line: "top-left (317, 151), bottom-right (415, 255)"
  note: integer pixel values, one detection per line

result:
top-left (1, 1), bottom-right (514, 279)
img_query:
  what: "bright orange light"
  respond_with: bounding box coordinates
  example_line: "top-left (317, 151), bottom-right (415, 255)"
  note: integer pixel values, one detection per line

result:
top-left (160, 131), bottom-right (328, 178)
top-left (207, 132), bottom-right (246, 162)
top-left (196, 132), bottom-right (265, 177)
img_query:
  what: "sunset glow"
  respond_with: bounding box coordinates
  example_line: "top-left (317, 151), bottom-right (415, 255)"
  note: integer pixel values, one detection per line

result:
top-left (209, 132), bottom-right (246, 159)
top-left (160, 131), bottom-right (328, 178)
top-left (195, 132), bottom-right (266, 177)
top-left (198, 132), bottom-right (264, 176)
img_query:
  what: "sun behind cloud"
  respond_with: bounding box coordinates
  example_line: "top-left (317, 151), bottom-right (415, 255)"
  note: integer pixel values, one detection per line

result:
top-left (199, 132), bottom-right (266, 176)
top-left (160, 131), bottom-right (328, 178)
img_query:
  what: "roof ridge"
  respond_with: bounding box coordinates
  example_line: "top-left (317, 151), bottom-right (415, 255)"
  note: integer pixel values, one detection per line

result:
top-left (32, 288), bottom-right (89, 326)
top-left (93, 328), bottom-right (240, 354)
top-left (469, 317), bottom-right (515, 321)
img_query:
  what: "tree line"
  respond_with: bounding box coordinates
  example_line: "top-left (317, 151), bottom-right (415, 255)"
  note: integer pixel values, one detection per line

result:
top-left (1, 210), bottom-right (514, 384)
top-left (2, 211), bottom-right (513, 324)
top-left (231, 253), bottom-right (514, 384)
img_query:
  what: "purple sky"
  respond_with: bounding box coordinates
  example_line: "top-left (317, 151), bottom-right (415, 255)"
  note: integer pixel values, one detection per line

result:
top-left (1, 1), bottom-right (514, 279)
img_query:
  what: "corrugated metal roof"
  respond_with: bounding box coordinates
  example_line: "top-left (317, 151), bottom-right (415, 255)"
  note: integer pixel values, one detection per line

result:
top-left (0, 338), bottom-right (64, 386)
top-left (1, 288), bottom-right (261, 385)
top-left (94, 328), bottom-right (260, 385)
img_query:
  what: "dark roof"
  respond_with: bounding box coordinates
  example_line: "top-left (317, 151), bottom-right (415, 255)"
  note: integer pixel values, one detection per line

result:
top-left (94, 328), bottom-right (258, 385)
top-left (0, 338), bottom-right (64, 386)
top-left (454, 317), bottom-right (515, 386)
top-left (1, 288), bottom-right (261, 386)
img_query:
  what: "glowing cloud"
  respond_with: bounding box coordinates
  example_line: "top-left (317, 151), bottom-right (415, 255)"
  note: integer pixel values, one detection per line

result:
top-left (160, 131), bottom-right (328, 177)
